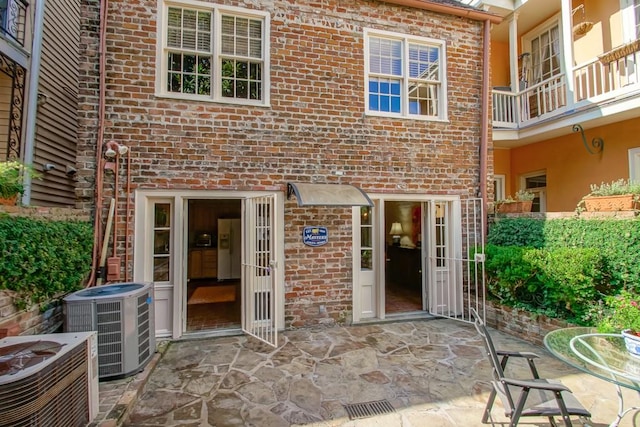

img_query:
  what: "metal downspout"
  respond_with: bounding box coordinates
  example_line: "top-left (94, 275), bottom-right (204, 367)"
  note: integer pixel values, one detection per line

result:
top-left (21, 0), bottom-right (46, 205)
top-left (480, 19), bottom-right (490, 236)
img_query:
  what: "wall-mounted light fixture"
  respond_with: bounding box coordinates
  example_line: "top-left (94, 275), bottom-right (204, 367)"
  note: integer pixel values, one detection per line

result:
top-left (389, 222), bottom-right (403, 246)
top-left (104, 140), bottom-right (128, 158)
top-left (572, 124), bottom-right (604, 155)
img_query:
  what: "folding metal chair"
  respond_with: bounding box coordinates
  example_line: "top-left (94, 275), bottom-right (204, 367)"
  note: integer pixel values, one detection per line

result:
top-left (471, 308), bottom-right (591, 427)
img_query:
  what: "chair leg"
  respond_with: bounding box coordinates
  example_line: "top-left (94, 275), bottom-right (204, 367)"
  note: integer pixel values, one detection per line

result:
top-left (482, 389), bottom-right (497, 424)
top-left (547, 416), bottom-right (558, 427)
top-left (554, 392), bottom-right (574, 427)
top-left (510, 388), bottom-right (530, 427)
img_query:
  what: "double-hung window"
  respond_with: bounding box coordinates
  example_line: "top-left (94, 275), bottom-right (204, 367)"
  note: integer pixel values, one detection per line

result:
top-left (159, 2), bottom-right (269, 105)
top-left (364, 29), bottom-right (447, 120)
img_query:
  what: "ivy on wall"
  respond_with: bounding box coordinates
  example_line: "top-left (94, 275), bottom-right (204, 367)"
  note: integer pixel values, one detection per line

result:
top-left (0, 216), bottom-right (93, 309)
top-left (488, 218), bottom-right (640, 291)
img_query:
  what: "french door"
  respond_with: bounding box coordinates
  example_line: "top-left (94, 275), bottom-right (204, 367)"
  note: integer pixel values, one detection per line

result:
top-left (242, 195), bottom-right (278, 347)
top-left (353, 197), bottom-right (484, 323)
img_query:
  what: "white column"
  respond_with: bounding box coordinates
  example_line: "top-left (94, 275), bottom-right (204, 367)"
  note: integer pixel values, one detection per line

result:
top-left (561, 0), bottom-right (575, 110)
top-left (509, 13), bottom-right (519, 92)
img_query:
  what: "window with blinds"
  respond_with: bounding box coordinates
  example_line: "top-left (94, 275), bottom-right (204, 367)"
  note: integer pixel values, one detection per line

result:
top-left (160, 3), bottom-right (269, 104)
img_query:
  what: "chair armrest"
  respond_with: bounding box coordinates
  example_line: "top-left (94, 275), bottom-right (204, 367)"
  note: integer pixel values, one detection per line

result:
top-left (501, 377), bottom-right (571, 393)
top-left (497, 350), bottom-right (541, 378)
top-left (497, 350), bottom-right (539, 359)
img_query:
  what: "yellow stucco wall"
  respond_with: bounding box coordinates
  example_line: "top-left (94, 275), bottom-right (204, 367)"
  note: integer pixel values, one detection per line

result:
top-left (493, 148), bottom-right (512, 196)
top-left (573, 0), bottom-right (622, 65)
top-left (509, 118), bottom-right (640, 212)
top-left (490, 40), bottom-right (510, 88)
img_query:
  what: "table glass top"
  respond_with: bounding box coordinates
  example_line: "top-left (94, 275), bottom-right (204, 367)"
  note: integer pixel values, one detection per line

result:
top-left (544, 327), bottom-right (640, 391)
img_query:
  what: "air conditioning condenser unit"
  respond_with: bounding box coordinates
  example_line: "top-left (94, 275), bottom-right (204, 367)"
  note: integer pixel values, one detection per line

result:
top-left (64, 282), bottom-right (155, 379)
top-left (0, 331), bottom-right (99, 427)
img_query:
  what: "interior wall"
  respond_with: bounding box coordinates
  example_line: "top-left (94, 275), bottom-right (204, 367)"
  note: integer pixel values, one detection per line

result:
top-left (384, 201), bottom-right (421, 248)
top-left (510, 117), bottom-right (640, 211)
top-left (188, 199), bottom-right (242, 246)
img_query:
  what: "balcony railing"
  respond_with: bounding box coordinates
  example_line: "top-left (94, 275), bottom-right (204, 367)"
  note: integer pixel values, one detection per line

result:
top-left (493, 75), bottom-right (567, 128)
top-left (0, 0), bottom-right (28, 47)
top-left (493, 41), bottom-right (640, 129)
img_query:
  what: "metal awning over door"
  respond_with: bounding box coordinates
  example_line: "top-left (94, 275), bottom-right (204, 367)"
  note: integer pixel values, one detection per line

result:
top-left (287, 183), bottom-right (373, 207)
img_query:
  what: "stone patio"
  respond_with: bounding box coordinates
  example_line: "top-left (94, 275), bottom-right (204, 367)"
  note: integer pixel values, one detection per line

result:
top-left (116, 318), bottom-right (639, 426)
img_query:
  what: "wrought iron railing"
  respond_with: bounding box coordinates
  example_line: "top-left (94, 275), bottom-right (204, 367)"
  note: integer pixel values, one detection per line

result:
top-left (492, 40), bottom-right (640, 128)
top-left (0, 0), bottom-right (28, 47)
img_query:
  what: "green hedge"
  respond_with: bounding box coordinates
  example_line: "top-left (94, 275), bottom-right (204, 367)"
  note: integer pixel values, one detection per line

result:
top-left (0, 216), bottom-right (93, 309)
top-left (483, 244), bottom-right (608, 323)
top-left (488, 218), bottom-right (640, 292)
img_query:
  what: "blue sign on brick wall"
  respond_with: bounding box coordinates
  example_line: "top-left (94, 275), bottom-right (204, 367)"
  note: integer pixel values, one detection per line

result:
top-left (303, 226), bottom-right (328, 247)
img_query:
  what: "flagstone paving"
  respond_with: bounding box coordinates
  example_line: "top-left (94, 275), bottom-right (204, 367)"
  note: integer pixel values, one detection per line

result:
top-left (122, 319), bottom-right (638, 426)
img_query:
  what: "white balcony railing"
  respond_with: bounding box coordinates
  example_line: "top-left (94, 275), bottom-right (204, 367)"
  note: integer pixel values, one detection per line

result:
top-left (493, 74), bottom-right (567, 128)
top-left (493, 41), bottom-right (640, 128)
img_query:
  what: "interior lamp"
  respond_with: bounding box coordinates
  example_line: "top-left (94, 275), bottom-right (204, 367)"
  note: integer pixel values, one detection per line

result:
top-left (389, 222), bottom-right (403, 246)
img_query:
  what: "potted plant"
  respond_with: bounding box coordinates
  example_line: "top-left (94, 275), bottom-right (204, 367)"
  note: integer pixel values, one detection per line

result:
top-left (578, 179), bottom-right (640, 212)
top-left (495, 189), bottom-right (535, 213)
top-left (0, 161), bottom-right (39, 205)
top-left (596, 290), bottom-right (640, 356)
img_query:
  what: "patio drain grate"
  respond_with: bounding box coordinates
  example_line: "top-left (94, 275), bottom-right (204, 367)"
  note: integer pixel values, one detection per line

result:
top-left (343, 399), bottom-right (395, 420)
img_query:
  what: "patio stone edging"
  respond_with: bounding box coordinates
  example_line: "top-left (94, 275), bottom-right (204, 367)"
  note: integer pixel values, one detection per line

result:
top-left (483, 300), bottom-right (575, 346)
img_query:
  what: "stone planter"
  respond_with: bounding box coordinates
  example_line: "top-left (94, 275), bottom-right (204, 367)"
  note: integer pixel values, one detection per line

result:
top-left (496, 200), bottom-right (533, 213)
top-left (622, 329), bottom-right (640, 358)
top-left (583, 194), bottom-right (638, 212)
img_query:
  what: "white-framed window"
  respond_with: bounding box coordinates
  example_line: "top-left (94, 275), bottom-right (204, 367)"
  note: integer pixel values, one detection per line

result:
top-left (493, 174), bottom-right (506, 201)
top-left (520, 171), bottom-right (547, 213)
top-left (157, 1), bottom-right (270, 105)
top-left (629, 147), bottom-right (640, 182)
top-left (621, 0), bottom-right (640, 42)
top-left (364, 28), bottom-right (447, 120)
top-left (522, 17), bottom-right (562, 85)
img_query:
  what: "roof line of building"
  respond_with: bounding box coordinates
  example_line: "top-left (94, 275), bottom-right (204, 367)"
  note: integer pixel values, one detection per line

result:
top-left (380, 0), bottom-right (503, 24)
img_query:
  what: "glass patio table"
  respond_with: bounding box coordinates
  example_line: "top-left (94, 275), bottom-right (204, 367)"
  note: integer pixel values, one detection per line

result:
top-left (544, 327), bottom-right (640, 427)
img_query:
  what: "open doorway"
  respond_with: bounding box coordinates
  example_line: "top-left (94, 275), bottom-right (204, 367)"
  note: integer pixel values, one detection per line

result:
top-left (186, 199), bottom-right (242, 332)
top-left (384, 201), bottom-right (423, 314)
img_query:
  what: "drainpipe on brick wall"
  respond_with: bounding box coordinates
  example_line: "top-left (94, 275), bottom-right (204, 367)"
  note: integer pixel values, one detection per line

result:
top-left (480, 19), bottom-right (490, 236)
top-left (87, 0), bottom-right (109, 287)
top-left (21, 0), bottom-right (46, 205)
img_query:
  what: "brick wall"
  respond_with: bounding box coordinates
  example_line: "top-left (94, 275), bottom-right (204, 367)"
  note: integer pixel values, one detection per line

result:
top-left (79, 0), bottom-right (489, 327)
top-left (484, 300), bottom-right (574, 346)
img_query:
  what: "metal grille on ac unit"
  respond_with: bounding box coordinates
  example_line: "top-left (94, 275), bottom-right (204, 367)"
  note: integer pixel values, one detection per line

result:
top-left (0, 332), bottom-right (99, 427)
top-left (63, 282), bottom-right (155, 379)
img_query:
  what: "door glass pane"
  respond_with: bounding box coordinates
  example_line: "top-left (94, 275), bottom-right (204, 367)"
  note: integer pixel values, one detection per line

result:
top-left (153, 203), bottom-right (171, 281)
top-left (360, 206), bottom-right (373, 270)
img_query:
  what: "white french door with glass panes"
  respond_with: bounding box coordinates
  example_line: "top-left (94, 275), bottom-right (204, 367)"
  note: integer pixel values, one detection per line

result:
top-left (147, 199), bottom-right (176, 337)
top-left (134, 190), bottom-right (284, 340)
top-left (352, 196), bottom-right (468, 322)
top-left (242, 195), bottom-right (279, 347)
top-left (353, 205), bottom-right (377, 320)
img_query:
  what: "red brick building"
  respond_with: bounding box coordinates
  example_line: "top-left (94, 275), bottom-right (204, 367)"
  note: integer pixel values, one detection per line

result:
top-left (78, 0), bottom-right (499, 344)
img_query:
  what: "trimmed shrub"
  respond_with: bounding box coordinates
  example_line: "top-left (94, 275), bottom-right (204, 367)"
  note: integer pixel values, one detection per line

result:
top-left (0, 216), bottom-right (93, 309)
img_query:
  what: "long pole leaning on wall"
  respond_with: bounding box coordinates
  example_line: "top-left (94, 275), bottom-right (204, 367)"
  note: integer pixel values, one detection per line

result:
top-left (87, 0), bottom-right (110, 287)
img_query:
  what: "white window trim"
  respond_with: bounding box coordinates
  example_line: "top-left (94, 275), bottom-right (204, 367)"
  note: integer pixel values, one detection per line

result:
top-left (519, 170), bottom-right (547, 213)
top-left (621, 0), bottom-right (638, 43)
top-left (629, 147), bottom-right (640, 182)
top-left (363, 28), bottom-right (448, 121)
top-left (155, 0), bottom-right (271, 106)
top-left (521, 14), bottom-right (564, 79)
